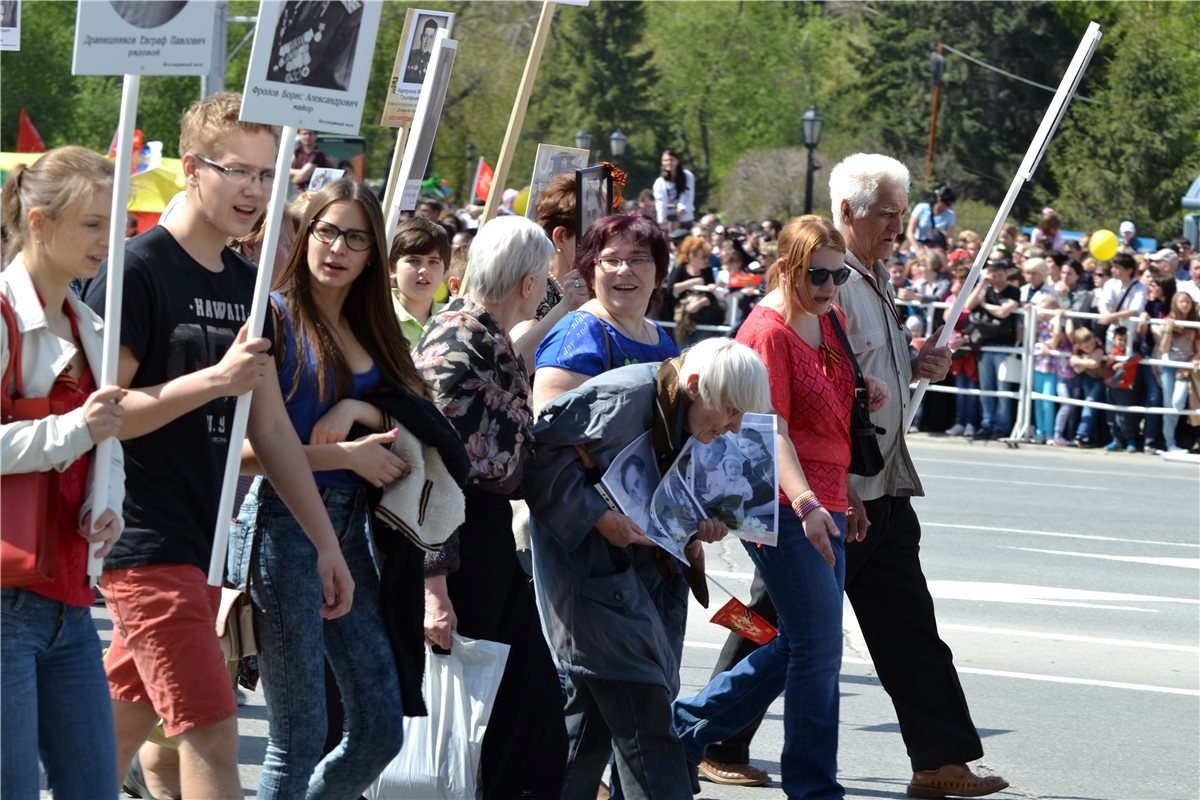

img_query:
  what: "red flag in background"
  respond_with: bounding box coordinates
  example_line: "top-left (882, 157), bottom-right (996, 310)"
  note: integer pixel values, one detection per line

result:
top-left (16, 109), bottom-right (46, 153)
top-left (473, 157), bottom-right (493, 204)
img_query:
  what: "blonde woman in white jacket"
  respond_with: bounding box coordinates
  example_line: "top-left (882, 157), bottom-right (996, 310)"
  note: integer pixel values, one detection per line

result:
top-left (1, 146), bottom-right (126, 800)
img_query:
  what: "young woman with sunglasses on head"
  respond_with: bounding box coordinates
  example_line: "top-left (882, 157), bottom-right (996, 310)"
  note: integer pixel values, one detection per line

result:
top-left (231, 179), bottom-right (427, 799)
top-left (673, 215), bottom-right (889, 800)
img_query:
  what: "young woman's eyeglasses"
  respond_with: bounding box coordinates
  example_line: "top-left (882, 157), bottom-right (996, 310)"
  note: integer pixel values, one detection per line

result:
top-left (597, 255), bottom-right (655, 272)
top-left (195, 154), bottom-right (275, 187)
top-left (309, 219), bottom-right (372, 252)
top-left (808, 267), bottom-right (851, 286)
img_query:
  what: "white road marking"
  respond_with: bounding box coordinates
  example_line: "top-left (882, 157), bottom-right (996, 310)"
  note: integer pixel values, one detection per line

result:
top-left (926, 580), bottom-right (1199, 609)
top-left (914, 455), bottom-right (1199, 482)
top-left (936, 623), bottom-right (1200, 653)
top-left (923, 522), bottom-right (1200, 549)
top-left (1006, 547), bottom-right (1200, 569)
top-left (922, 473), bottom-right (1101, 490)
top-left (842, 656), bottom-right (1200, 697)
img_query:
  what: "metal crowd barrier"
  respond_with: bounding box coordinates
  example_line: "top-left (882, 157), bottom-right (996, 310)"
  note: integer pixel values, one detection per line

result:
top-left (899, 298), bottom-right (1200, 444)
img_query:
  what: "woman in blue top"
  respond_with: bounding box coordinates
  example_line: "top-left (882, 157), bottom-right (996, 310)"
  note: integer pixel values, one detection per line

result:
top-left (234, 180), bottom-right (425, 799)
top-left (533, 212), bottom-right (677, 415)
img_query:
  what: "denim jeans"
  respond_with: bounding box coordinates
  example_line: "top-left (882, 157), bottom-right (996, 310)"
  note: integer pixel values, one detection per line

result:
top-left (977, 350), bottom-right (1014, 435)
top-left (674, 510), bottom-right (847, 800)
top-left (953, 372), bottom-right (978, 427)
top-left (1068, 374), bottom-right (1105, 440)
top-left (1032, 370), bottom-right (1058, 437)
top-left (237, 478), bottom-right (405, 800)
top-left (1054, 376), bottom-right (1078, 440)
top-left (1107, 385), bottom-right (1138, 446)
top-left (1, 588), bottom-right (117, 800)
top-left (1161, 366), bottom-right (1191, 448)
top-left (1137, 363), bottom-right (1163, 448)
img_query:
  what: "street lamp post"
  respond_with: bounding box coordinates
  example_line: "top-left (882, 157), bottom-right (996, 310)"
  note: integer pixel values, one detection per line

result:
top-left (609, 129), bottom-right (628, 160)
top-left (802, 105), bottom-right (823, 215)
top-left (465, 142), bottom-right (475, 203)
top-left (574, 129), bottom-right (593, 162)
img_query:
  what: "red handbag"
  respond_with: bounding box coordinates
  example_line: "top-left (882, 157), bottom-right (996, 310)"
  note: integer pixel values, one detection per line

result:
top-left (1, 296), bottom-right (60, 587)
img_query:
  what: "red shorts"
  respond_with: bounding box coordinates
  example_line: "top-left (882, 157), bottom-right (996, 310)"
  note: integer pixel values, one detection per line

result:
top-left (102, 564), bottom-right (238, 737)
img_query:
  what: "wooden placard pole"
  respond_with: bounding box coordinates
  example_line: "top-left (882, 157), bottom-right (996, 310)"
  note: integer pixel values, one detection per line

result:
top-left (380, 124), bottom-right (411, 222)
top-left (86, 73), bottom-right (140, 585)
top-left (905, 22), bottom-right (1102, 430)
top-left (481, 0), bottom-right (557, 224)
top-left (207, 125), bottom-right (299, 587)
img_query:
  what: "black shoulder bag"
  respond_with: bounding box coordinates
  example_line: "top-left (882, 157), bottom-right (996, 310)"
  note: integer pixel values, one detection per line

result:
top-left (826, 311), bottom-right (886, 477)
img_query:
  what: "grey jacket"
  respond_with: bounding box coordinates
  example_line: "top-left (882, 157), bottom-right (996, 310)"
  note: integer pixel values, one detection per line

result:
top-left (524, 363), bottom-right (688, 692)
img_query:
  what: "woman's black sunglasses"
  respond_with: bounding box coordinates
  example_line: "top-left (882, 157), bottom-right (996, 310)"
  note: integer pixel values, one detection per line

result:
top-left (808, 267), bottom-right (851, 286)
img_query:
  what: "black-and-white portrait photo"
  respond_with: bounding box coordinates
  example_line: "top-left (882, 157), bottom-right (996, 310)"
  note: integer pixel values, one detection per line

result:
top-left (401, 14), bottom-right (442, 85)
top-left (397, 30), bottom-right (456, 210)
top-left (109, 0), bottom-right (187, 29)
top-left (575, 165), bottom-right (613, 241)
top-left (691, 413), bottom-right (777, 544)
top-left (1, 0), bottom-right (19, 29)
top-left (526, 144), bottom-right (588, 220)
top-left (648, 446), bottom-right (706, 565)
top-left (266, 0), bottom-right (363, 90)
top-left (600, 432), bottom-right (658, 534)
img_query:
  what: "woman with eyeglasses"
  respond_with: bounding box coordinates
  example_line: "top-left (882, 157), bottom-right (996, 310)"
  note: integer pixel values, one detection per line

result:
top-left (231, 179), bottom-right (426, 799)
top-left (532, 213), bottom-right (677, 416)
top-left (673, 215), bottom-right (889, 800)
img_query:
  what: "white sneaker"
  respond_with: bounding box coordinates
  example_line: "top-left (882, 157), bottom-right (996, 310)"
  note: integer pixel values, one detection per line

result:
top-left (945, 424), bottom-right (965, 436)
top-left (963, 423), bottom-right (976, 437)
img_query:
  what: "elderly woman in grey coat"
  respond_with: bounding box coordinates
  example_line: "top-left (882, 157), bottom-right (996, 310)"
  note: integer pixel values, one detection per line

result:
top-left (525, 337), bottom-right (771, 800)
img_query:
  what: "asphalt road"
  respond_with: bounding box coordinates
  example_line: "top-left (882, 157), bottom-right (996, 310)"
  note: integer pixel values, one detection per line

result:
top-left (89, 434), bottom-right (1197, 800)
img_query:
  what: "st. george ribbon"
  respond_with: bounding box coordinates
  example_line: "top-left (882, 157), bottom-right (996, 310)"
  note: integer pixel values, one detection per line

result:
top-left (904, 22), bottom-right (1103, 431)
top-left (206, 126), bottom-right (298, 586)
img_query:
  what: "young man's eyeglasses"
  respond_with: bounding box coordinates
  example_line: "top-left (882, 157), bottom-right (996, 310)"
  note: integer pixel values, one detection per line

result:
top-left (597, 255), bottom-right (655, 272)
top-left (808, 267), bottom-right (851, 286)
top-left (195, 154), bottom-right (275, 187)
top-left (310, 219), bottom-right (372, 252)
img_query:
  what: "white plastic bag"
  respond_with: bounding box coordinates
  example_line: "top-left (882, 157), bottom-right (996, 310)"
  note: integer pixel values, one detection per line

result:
top-left (365, 633), bottom-right (511, 800)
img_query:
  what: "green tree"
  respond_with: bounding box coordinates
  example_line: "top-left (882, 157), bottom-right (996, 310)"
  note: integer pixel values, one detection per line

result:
top-left (1042, 1), bottom-right (1200, 242)
top-left (853, 1), bottom-right (1079, 217)
top-left (527, 0), bottom-right (664, 195)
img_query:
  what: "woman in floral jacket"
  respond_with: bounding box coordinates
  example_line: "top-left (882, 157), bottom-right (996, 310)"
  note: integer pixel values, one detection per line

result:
top-left (413, 216), bottom-right (567, 800)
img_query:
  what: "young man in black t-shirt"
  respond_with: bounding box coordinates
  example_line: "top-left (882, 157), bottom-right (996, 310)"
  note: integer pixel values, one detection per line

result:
top-left (85, 92), bottom-right (352, 799)
top-left (966, 260), bottom-right (1021, 440)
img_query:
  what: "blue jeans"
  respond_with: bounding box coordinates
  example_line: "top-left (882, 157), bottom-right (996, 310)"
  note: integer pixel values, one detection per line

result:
top-left (1, 589), bottom-right (117, 800)
top-left (1068, 374), bottom-right (1105, 440)
top-left (977, 350), bottom-right (1014, 435)
top-left (1161, 366), bottom-right (1191, 448)
top-left (953, 371), bottom-right (978, 427)
top-left (237, 478), bottom-right (405, 800)
top-left (674, 510), bottom-right (847, 800)
top-left (1032, 370), bottom-right (1058, 437)
top-left (1054, 376), bottom-right (1077, 439)
top-left (1137, 363), bottom-right (1163, 448)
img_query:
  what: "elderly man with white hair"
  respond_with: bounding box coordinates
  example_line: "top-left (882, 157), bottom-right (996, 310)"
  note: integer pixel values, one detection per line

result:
top-left (832, 153), bottom-right (1008, 798)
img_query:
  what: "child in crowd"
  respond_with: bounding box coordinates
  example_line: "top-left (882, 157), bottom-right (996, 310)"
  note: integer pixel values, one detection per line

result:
top-left (390, 216), bottom-right (450, 348)
top-left (445, 238), bottom-right (469, 296)
top-left (1030, 294), bottom-right (1065, 444)
top-left (83, 92), bottom-right (349, 800)
top-left (1157, 291), bottom-right (1200, 452)
top-left (1102, 327), bottom-right (1139, 452)
top-left (944, 265), bottom-right (979, 437)
top-left (1068, 327), bottom-right (1107, 447)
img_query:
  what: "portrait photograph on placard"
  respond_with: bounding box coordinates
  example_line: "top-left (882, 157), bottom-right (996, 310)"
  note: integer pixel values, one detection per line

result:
top-left (575, 165), bottom-right (613, 241)
top-left (599, 432), bottom-right (659, 535)
top-left (241, 0), bottom-right (382, 135)
top-left (690, 413), bottom-right (778, 546)
top-left (525, 144), bottom-right (589, 220)
top-left (0, 0), bottom-right (19, 51)
top-left (380, 8), bottom-right (454, 128)
top-left (108, 0), bottom-right (188, 28)
top-left (266, 0), bottom-right (364, 91)
top-left (73, 0), bottom-right (214, 75)
top-left (396, 29), bottom-right (457, 210)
